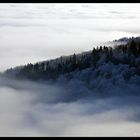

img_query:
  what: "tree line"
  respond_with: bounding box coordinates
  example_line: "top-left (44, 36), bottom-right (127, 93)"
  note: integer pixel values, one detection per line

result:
top-left (5, 38), bottom-right (140, 80)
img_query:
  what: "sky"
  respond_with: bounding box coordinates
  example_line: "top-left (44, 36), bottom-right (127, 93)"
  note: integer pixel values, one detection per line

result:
top-left (0, 3), bottom-right (140, 71)
top-left (0, 4), bottom-right (140, 136)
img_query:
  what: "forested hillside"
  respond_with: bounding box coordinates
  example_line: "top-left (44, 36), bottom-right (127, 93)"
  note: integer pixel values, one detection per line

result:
top-left (5, 37), bottom-right (140, 82)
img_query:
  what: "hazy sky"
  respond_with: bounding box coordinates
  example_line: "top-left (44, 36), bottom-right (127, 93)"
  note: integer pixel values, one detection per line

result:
top-left (0, 3), bottom-right (140, 71)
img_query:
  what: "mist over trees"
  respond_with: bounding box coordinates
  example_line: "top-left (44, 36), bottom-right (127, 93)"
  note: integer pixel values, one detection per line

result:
top-left (5, 37), bottom-right (140, 81)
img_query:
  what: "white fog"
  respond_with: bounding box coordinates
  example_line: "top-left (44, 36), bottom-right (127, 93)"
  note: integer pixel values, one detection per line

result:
top-left (0, 3), bottom-right (140, 137)
top-left (0, 76), bottom-right (140, 137)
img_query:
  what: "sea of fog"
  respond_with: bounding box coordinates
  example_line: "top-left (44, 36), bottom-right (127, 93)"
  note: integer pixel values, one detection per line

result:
top-left (0, 4), bottom-right (140, 136)
top-left (0, 76), bottom-right (140, 136)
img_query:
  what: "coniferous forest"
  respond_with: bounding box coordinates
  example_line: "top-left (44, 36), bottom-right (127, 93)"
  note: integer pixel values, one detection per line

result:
top-left (2, 4), bottom-right (140, 137)
top-left (5, 37), bottom-right (140, 82)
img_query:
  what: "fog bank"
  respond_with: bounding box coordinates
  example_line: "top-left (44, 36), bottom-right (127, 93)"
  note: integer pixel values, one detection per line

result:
top-left (0, 76), bottom-right (140, 136)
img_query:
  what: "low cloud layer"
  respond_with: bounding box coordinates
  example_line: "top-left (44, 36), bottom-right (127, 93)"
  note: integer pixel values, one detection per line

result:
top-left (0, 4), bottom-right (140, 136)
top-left (0, 75), bottom-right (140, 136)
